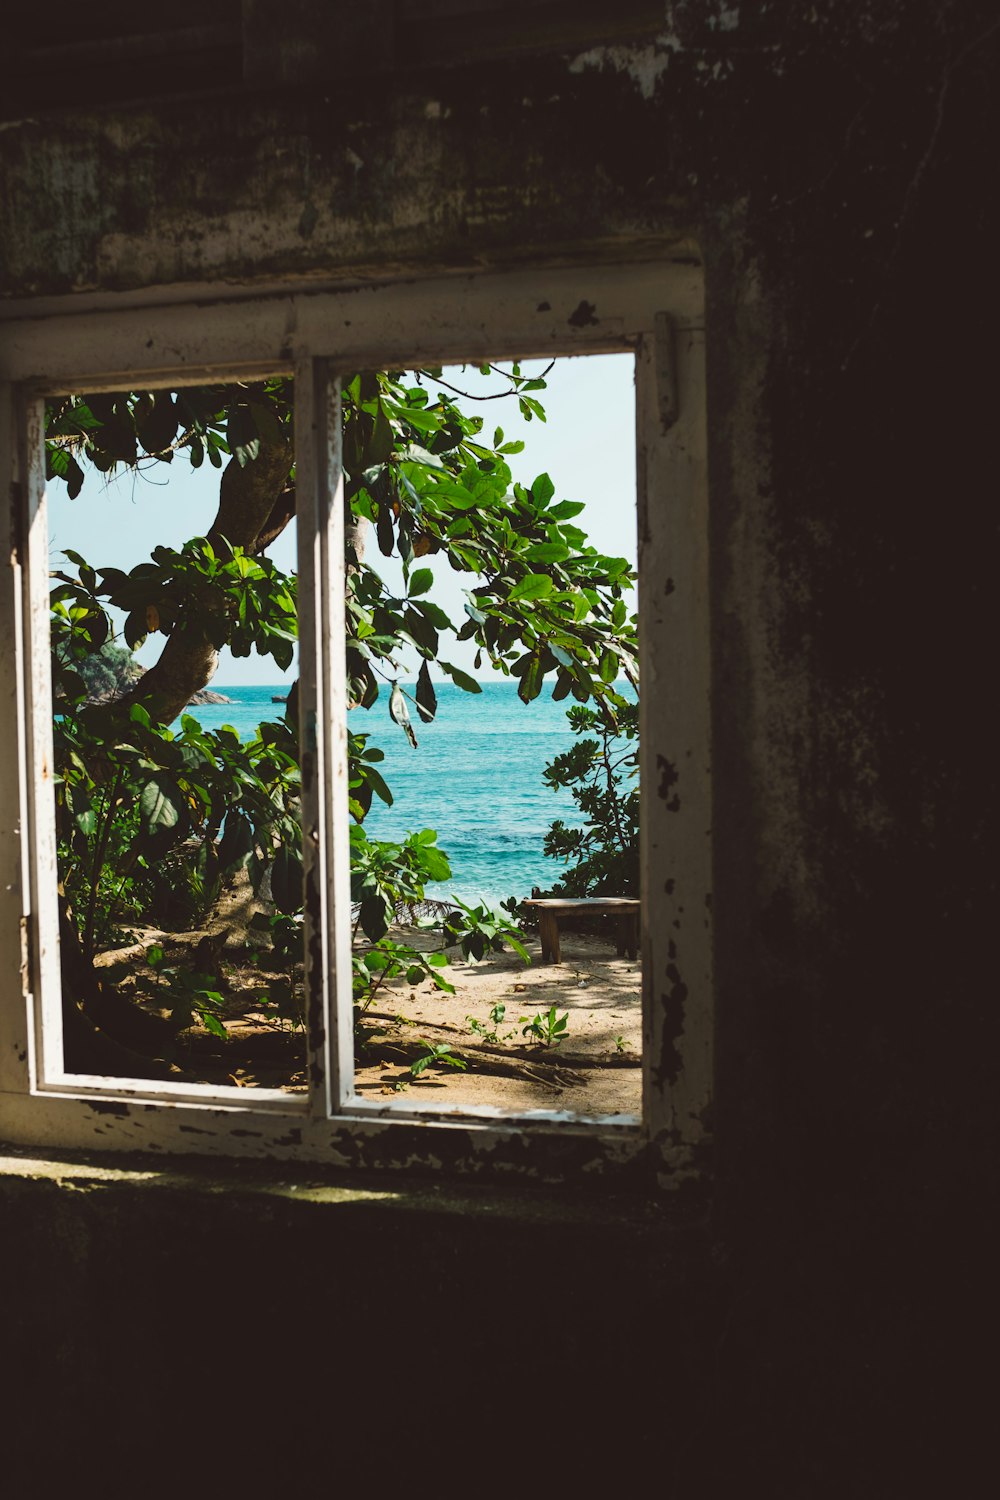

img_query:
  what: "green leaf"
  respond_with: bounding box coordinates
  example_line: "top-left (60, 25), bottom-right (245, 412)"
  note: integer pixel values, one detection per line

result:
top-left (509, 573), bottom-right (554, 603)
top-left (124, 610), bottom-right (148, 649)
top-left (440, 662), bottom-right (482, 693)
top-left (417, 846), bottom-right (451, 882)
top-left (415, 661), bottom-right (437, 724)
top-left (415, 599), bottom-right (453, 630)
top-left (218, 812), bottom-right (254, 873)
top-left (363, 765), bottom-right (393, 806)
top-left (73, 797), bottom-right (97, 837)
top-left (532, 473), bottom-right (555, 505)
top-left (270, 844), bottom-right (303, 915)
top-left (139, 777), bottom-right (181, 836)
top-left (523, 541), bottom-right (570, 565)
top-left (65, 454), bottom-right (85, 499)
top-left (137, 391), bottom-right (179, 456)
top-left (367, 399), bottom-right (394, 466)
top-left (384, 400), bottom-right (442, 435)
top-left (408, 567), bottom-right (434, 598)
top-left (227, 405), bottom-right (261, 468)
top-left (376, 500), bottom-right (395, 557)
top-left (517, 653), bottom-right (544, 704)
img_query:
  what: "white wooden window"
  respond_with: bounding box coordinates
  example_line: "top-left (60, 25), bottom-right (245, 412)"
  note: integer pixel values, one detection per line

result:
top-left (0, 262), bottom-right (711, 1183)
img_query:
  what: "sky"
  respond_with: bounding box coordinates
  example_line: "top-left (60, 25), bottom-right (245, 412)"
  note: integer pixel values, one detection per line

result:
top-left (46, 353), bottom-right (637, 685)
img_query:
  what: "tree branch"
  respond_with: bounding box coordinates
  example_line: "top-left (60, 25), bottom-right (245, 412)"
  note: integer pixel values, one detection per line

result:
top-left (114, 433), bottom-right (293, 724)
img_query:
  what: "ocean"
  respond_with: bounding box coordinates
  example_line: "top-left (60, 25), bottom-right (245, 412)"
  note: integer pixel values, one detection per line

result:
top-left (180, 679), bottom-right (611, 906)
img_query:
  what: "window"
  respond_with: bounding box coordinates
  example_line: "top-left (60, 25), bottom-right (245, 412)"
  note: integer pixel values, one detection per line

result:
top-left (0, 261), bottom-right (712, 1183)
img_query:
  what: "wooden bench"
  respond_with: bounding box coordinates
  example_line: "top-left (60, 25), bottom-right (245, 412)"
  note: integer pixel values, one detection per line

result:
top-left (522, 898), bottom-right (640, 965)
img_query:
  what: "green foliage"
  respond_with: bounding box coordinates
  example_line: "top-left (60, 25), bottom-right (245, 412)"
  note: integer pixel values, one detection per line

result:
top-left (520, 1006), bottom-right (569, 1048)
top-left (347, 827), bottom-right (529, 1016)
top-left (62, 638), bottom-right (143, 701)
top-left (350, 825), bottom-right (452, 943)
top-left (542, 696), bottom-right (639, 897)
top-left (45, 380), bottom-right (293, 482)
top-left (52, 593), bottom-right (302, 957)
top-left (467, 1002), bottom-right (511, 1044)
top-left (51, 534), bottom-right (299, 672)
top-left (253, 978), bottom-right (303, 1033)
top-left (145, 945), bottom-right (227, 1038)
top-left (48, 367), bottom-right (636, 730)
top-left (409, 1042), bottom-right (467, 1078)
top-left (442, 900), bottom-right (530, 963)
top-left (244, 912), bottom-right (305, 1030)
top-left (46, 360), bottom-right (635, 1065)
top-left (335, 366), bottom-right (637, 721)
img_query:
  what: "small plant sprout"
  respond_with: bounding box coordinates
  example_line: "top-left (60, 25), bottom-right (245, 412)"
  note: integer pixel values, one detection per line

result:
top-left (253, 977), bottom-right (304, 1032)
top-left (467, 1001), bottom-right (507, 1045)
top-left (145, 944), bottom-right (227, 1037)
top-left (409, 1042), bottom-right (468, 1078)
top-left (520, 1006), bottom-right (569, 1048)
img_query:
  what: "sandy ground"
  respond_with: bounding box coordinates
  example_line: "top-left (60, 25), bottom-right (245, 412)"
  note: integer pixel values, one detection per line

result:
top-left (94, 875), bottom-right (642, 1117)
top-left (353, 926), bottom-right (642, 1118)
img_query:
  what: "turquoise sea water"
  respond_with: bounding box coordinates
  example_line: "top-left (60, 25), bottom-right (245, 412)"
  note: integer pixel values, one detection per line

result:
top-left (183, 680), bottom-right (604, 905)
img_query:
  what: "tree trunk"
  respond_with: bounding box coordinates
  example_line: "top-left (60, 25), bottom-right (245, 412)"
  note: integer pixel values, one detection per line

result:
top-left (115, 433), bottom-right (294, 725)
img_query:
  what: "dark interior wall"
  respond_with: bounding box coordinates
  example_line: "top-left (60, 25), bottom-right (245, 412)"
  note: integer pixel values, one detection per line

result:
top-left (1, 1), bottom-right (995, 1485)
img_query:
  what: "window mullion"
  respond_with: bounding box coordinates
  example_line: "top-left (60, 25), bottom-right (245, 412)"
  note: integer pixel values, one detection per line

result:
top-left (0, 385), bottom-right (33, 1093)
top-left (20, 394), bottom-right (65, 1088)
top-left (295, 358), bottom-right (352, 1120)
top-left (636, 322), bottom-right (713, 1158)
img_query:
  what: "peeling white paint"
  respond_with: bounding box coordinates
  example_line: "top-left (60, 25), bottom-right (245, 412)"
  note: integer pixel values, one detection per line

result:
top-left (0, 262), bottom-right (710, 1186)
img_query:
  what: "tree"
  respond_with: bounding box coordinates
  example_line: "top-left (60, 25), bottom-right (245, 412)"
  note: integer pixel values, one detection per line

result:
top-left (541, 698), bottom-right (639, 898)
top-left (46, 364), bottom-right (638, 1074)
top-left (61, 637), bottom-right (143, 702)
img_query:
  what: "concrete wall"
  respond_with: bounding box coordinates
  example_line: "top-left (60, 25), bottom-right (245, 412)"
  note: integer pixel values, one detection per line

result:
top-left (1, 2), bottom-right (995, 1485)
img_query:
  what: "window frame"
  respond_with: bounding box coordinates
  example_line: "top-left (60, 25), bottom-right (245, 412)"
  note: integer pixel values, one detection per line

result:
top-left (0, 260), bottom-right (712, 1185)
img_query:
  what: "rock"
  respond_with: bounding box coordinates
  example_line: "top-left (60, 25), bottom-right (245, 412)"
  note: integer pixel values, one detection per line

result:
top-left (187, 688), bottom-right (233, 704)
top-left (85, 677), bottom-right (233, 707)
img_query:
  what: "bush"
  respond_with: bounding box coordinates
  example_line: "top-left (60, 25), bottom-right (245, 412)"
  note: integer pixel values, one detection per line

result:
top-left (542, 696), bottom-right (638, 897)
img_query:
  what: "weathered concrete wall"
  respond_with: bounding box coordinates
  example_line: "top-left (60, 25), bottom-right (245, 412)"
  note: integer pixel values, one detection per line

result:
top-left (1, 0), bottom-right (996, 1484)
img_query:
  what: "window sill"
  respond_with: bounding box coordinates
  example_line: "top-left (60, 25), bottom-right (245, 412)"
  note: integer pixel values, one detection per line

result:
top-left (0, 1141), bottom-right (710, 1231)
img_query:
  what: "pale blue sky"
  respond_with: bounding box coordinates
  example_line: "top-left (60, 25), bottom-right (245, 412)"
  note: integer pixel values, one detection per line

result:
top-left (47, 354), bottom-right (637, 685)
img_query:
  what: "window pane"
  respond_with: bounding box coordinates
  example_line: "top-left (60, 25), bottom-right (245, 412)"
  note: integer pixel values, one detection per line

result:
top-left (45, 379), bottom-right (308, 1093)
top-left (338, 355), bottom-right (642, 1120)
